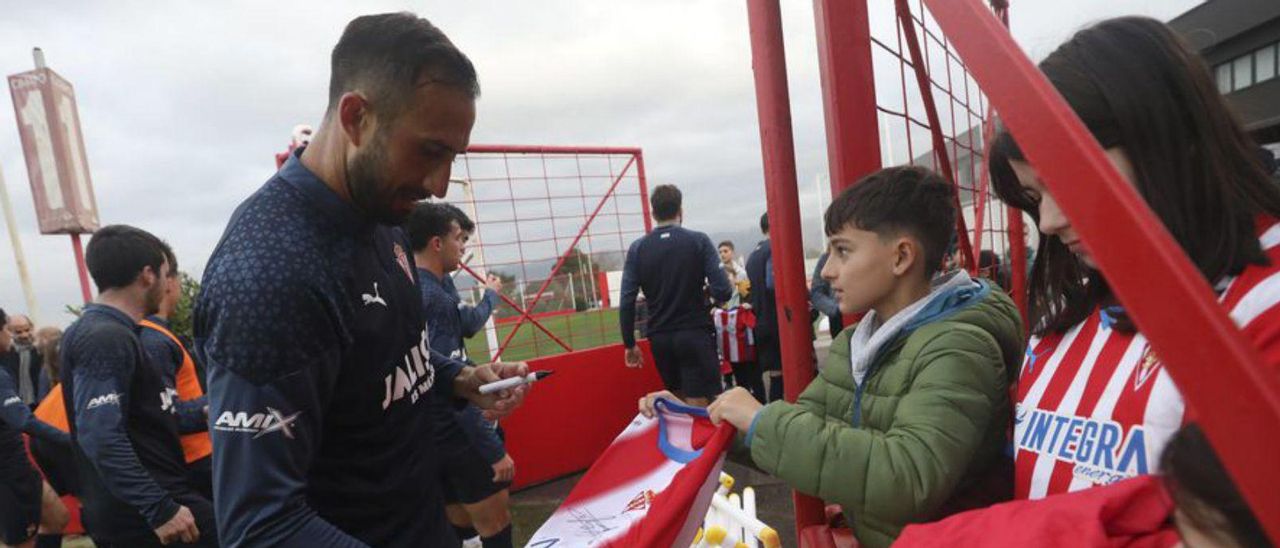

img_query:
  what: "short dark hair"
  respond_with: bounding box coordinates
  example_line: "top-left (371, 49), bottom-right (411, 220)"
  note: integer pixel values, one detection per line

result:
top-left (328, 13), bottom-right (480, 122)
top-left (445, 203), bottom-right (475, 234)
top-left (86, 225), bottom-right (170, 292)
top-left (759, 213), bottom-right (769, 234)
top-left (405, 202), bottom-right (465, 252)
top-left (650, 185), bottom-right (681, 222)
top-left (989, 17), bottom-right (1280, 334)
top-left (1161, 424), bottom-right (1268, 547)
top-left (718, 240), bottom-right (734, 250)
top-left (824, 166), bottom-right (956, 277)
top-left (0, 307), bottom-right (7, 326)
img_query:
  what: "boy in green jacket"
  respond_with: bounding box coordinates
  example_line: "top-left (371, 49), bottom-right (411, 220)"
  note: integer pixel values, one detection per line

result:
top-left (641, 166), bottom-right (1023, 548)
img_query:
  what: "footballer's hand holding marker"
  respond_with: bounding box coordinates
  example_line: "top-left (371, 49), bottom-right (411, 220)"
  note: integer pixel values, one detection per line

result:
top-left (478, 370), bottom-right (553, 395)
top-left (456, 361), bottom-right (532, 421)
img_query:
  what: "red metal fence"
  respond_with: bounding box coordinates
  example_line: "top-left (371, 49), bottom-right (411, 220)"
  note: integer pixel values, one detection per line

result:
top-left (445, 145), bottom-right (650, 363)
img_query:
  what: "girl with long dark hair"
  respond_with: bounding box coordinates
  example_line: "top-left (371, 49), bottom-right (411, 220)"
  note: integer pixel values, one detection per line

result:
top-left (989, 16), bottom-right (1280, 504)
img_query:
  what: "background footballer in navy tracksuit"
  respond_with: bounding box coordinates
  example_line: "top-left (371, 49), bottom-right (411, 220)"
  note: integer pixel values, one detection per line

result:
top-left (408, 202), bottom-right (515, 547)
top-left (61, 227), bottom-right (216, 547)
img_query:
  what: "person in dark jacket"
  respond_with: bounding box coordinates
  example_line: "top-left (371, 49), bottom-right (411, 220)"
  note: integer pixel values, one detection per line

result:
top-left (194, 13), bottom-right (528, 547)
top-left (745, 213), bottom-right (783, 402)
top-left (61, 226), bottom-right (214, 547)
top-left (810, 252), bottom-right (843, 336)
top-left (619, 184), bottom-right (733, 406)
top-left (407, 202), bottom-right (514, 548)
top-left (139, 246), bottom-right (212, 501)
top-left (2, 314), bottom-right (45, 410)
top-left (0, 307), bottom-right (68, 548)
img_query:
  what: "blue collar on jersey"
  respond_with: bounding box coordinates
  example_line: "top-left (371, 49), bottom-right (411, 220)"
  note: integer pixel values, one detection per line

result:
top-left (654, 398), bottom-right (709, 464)
top-left (278, 147), bottom-right (367, 232)
top-left (1099, 306), bottom-right (1125, 330)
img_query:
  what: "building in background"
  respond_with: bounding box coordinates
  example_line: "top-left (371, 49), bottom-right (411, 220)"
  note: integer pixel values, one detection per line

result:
top-left (1171, 0), bottom-right (1280, 168)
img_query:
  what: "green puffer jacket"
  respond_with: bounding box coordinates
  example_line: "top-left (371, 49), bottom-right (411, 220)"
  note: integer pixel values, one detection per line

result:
top-left (748, 274), bottom-right (1023, 548)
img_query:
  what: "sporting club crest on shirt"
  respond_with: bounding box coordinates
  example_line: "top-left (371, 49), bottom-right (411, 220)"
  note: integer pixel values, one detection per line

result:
top-left (393, 243), bottom-right (414, 282)
top-left (623, 490), bottom-right (656, 513)
top-left (1133, 344), bottom-right (1161, 391)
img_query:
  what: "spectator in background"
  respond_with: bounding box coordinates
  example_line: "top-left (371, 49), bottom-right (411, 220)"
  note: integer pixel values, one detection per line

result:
top-left (35, 328), bottom-right (60, 372)
top-left (0, 306), bottom-right (69, 548)
top-left (718, 241), bottom-right (747, 308)
top-left (809, 251), bottom-right (843, 336)
top-left (3, 314), bottom-right (45, 410)
top-left (745, 213), bottom-right (783, 402)
top-left (407, 201), bottom-right (513, 548)
top-left (139, 246), bottom-right (213, 501)
top-left (29, 325), bottom-right (80, 511)
top-left (978, 250), bottom-right (1011, 291)
top-left (620, 184), bottom-right (733, 407)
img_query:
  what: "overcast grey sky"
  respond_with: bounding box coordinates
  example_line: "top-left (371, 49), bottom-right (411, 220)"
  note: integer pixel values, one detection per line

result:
top-left (0, 0), bottom-right (1201, 326)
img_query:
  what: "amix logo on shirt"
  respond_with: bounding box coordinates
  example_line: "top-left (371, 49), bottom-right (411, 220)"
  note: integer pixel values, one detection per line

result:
top-left (214, 407), bottom-right (301, 439)
top-left (85, 392), bottom-right (122, 410)
top-left (381, 327), bottom-right (435, 409)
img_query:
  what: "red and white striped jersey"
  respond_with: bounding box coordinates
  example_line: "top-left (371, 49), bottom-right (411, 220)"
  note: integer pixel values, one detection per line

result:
top-left (713, 307), bottom-right (756, 364)
top-left (527, 399), bottom-right (735, 547)
top-left (1014, 219), bottom-right (1280, 500)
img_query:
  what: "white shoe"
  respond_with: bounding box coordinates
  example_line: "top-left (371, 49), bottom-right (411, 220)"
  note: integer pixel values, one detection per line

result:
top-left (462, 536), bottom-right (483, 548)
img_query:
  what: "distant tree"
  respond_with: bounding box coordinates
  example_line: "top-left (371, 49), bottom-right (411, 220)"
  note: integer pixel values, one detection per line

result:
top-left (169, 272), bottom-right (201, 341)
top-left (560, 246), bottom-right (597, 276)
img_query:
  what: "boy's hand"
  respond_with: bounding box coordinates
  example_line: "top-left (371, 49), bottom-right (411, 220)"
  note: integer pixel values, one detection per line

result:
top-left (708, 387), bottom-right (763, 431)
top-left (456, 362), bottom-right (530, 421)
top-left (638, 390), bottom-right (679, 418)
top-left (624, 347), bottom-right (644, 369)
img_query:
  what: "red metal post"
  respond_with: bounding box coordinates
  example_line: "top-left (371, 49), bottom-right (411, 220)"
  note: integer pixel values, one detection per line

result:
top-left (926, 0), bottom-right (1280, 540)
top-left (1006, 208), bottom-right (1028, 328)
top-left (813, 0), bottom-right (882, 192)
top-left (635, 151), bottom-right (653, 233)
top-left (895, 0), bottom-right (977, 272)
top-left (745, 0), bottom-right (826, 538)
top-left (70, 232), bottom-right (92, 303)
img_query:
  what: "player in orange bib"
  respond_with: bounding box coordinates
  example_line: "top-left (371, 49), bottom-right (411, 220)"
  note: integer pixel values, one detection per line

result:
top-left (138, 247), bottom-right (213, 500)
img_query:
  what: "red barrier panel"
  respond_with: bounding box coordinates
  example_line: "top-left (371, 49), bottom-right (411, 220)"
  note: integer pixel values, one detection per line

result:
top-left (504, 341), bottom-right (664, 490)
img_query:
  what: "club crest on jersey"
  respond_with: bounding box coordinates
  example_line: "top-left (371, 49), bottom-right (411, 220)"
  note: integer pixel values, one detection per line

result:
top-left (623, 490), bottom-right (656, 513)
top-left (394, 243), bottom-right (414, 282)
top-left (1133, 345), bottom-right (1161, 391)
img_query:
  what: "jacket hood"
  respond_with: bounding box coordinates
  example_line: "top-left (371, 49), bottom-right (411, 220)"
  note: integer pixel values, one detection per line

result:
top-left (848, 270), bottom-right (1022, 384)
